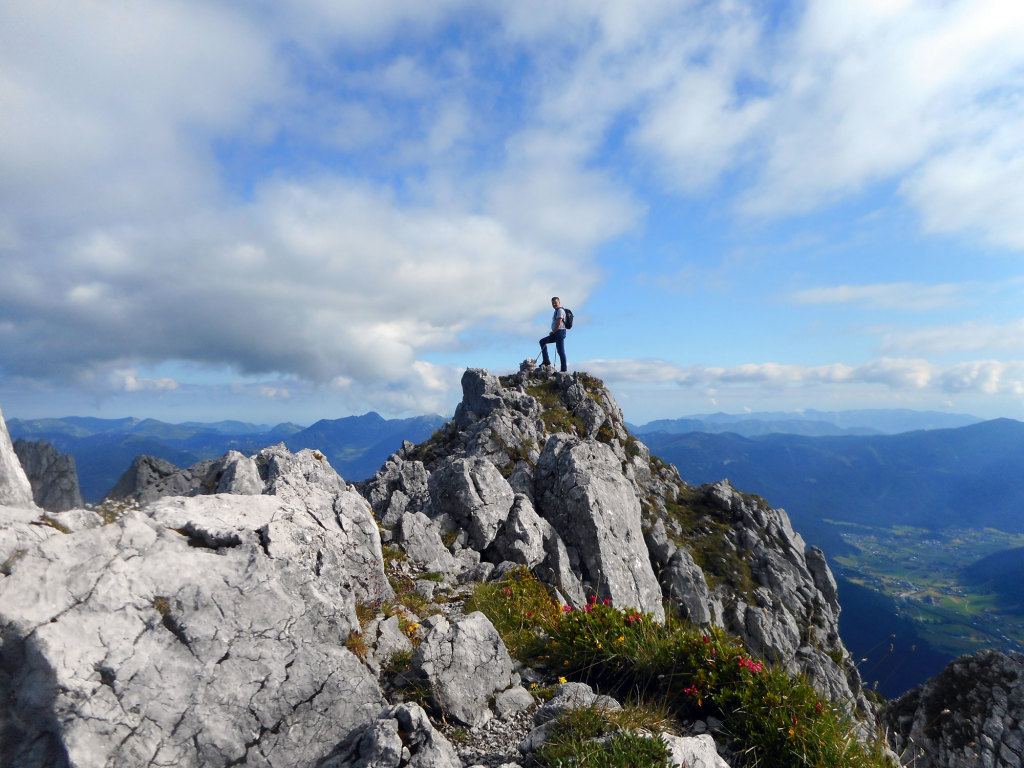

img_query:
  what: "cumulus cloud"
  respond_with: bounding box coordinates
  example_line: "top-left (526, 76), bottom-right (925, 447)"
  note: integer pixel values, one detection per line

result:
top-left (4, 0), bottom-right (1024, 417)
top-left (787, 282), bottom-right (963, 311)
top-left (0, 0), bottom-right (639, 403)
top-left (585, 357), bottom-right (1024, 398)
top-left (878, 318), bottom-right (1024, 355)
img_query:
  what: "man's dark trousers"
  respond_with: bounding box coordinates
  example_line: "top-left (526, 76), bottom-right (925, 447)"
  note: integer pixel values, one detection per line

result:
top-left (539, 329), bottom-right (567, 372)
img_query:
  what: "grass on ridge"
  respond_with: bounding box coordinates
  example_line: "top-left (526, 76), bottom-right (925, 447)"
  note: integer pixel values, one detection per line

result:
top-left (469, 569), bottom-right (895, 768)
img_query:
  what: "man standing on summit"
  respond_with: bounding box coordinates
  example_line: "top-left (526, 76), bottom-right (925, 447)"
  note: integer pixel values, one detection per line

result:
top-left (539, 296), bottom-right (568, 372)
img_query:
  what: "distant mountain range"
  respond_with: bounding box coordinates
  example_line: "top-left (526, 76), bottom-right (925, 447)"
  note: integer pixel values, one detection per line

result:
top-left (7, 413), bottom-right (445, 503)
top-left (629, 408), bottom-right (982, 438)
top-left (639, 418), bottom-right (1024, 543)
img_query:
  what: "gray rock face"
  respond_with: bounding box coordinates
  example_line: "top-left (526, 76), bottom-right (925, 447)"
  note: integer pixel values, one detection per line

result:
top-left (12, 439), bottom-right (84, 511)
top-left (412, 612), bottom-right (515, 727)
top-left (664, 548), bottom-right (716, 625)
top-left (0, 504), bottom-right (385, 768)
top-left (0, 439), bottom-right (394, 767)
top-left (535, 435), bottom-right (664, 621)
top-left (397, 511), bottom-right (458, 573)
top-left (488, 494), bottom-right (548, 569)
top-left (205, 449), bottom-right (263, 495)
top-left (322, 703), bottom-right (461, 768)
top-left (359, 367), bottom-right (873, 729)
top-left (106, 454), bottom-right (215, 503)
top-left (884, 649), bottom-right (1024, 768)
top-left (0, 404), bottom-right (34, 508)
top-left (428, 457), bottom-right (514, 550)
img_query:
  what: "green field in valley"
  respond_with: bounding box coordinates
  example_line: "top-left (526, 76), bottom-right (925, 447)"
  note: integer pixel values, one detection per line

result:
top-left (830, 522), bottom-right (1024, 657)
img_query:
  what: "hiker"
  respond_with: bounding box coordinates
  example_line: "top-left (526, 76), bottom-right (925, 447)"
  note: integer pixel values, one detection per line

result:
top-left (539, 296), bottom-right (568, 372)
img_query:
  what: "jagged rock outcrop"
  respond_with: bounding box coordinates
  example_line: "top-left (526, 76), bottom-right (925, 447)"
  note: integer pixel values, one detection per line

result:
top-left (362, 368), bottom-right (867, 715)
top-left (13, 438), bottom-right (84, 511)
top-left (0, 441), bottom-right (391, 767)
top-left (535, 434), bottom-right (664, 620)
top-left (884, 649), bottom-right (1024, 768)
top-left (0, 404), bottom-right (34, 508)
top-left (411, 612), bottom-right (516, 727)
top-left (105, 449), bottom-right (268, 503)
top-left (106, 454), bottom-right (214, 502)
top-left (320, 702), bottom-right (462, 768)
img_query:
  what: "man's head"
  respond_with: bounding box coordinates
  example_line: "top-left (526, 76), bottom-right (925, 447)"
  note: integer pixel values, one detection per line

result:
top-left (551, 297), bottom-right (561, 308)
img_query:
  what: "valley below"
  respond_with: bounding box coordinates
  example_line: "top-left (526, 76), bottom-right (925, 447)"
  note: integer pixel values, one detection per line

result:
top-left (833, 522), bottom-right (1024, 658)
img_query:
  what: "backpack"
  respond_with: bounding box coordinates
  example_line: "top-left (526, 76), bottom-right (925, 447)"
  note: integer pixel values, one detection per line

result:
top-left (563, 308), bottom-right (574, 329)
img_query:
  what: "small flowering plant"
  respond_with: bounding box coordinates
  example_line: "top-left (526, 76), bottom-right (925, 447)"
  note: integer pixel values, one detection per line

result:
top-left (534, 602), bottom-right (888, 768)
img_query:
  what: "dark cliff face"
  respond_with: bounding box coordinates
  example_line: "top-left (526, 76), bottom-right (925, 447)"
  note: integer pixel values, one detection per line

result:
top-left (884, 649), bottom-right (1024, 768)
top-left (12, 438), bottom-right (84, 512)
top-left (362, 367), bottom-right (873, 717)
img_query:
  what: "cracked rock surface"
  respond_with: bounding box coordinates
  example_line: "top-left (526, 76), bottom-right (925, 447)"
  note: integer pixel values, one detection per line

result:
top-left (884, 649), bottom-right (1024, 768)
top-left (0, 444), bottom-right (389, 768)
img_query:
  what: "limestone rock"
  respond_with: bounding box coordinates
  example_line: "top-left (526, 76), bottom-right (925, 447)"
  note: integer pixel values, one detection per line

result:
top-left (321, 703), bottom-right (462, 768)
top-left (664, 548), bottom-right (716, 625)
top-left (397, 511), bottom-right (458, 573)
top-left (0, 504), bottom-right (385, 767)
top-left (535, 435), bottom-right (664, 621)
top-left (105, 454), bottom-right (214, 503)
top-left (884, 649), bottom-right (1024, 768)
top-left (488, 494), bottom-right (548, 569)
top-left (203, 449), bottom-right (263, 495)
top-left (0, 404), bottom-right (34, 508)
top-left (412, 612), bottom-right (515, 727)
top-left (661, 733), bottom-right (732, 768)
top-left (428, 456), bottom-right (514, 550)
top-left (12, 438), bottom-right (83, 511)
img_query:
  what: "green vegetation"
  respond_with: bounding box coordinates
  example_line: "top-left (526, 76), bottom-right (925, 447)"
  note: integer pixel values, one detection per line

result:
top-left (525, 381), bottom-right (587, 437)
top-left (37, 515), bottom-right (71, 534)
top-left (832, 523), bottom-right (1024, 656)
top-left (463, 565), bottom-right (562, 657)
top-left (661, 487), bottom-right (758, 602)
top-left (536, 706), bottom-right (672, 767)
top-left (469, 570), bottom-right (893, 768)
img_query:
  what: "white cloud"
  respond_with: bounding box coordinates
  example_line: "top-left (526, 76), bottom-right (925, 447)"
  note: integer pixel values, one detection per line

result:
top-left (585, 356), bottom-right (1024, 398)
top-left (787, 282), bottom-right (963, 311)
top-left (115, 370), bottom-right (179, 393)
top-left (878, 318), bottom-right (1024, 355)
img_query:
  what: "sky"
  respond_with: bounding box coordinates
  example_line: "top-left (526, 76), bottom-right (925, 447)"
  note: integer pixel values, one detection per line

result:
top-left (3, 0), bottom-right (1024, 427)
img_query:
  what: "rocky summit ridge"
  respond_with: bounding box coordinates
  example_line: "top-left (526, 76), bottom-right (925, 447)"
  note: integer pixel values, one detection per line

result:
top-left (0, 368), bottom-right (1019, 767)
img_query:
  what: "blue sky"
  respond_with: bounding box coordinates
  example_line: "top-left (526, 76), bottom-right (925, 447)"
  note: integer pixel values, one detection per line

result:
top-left (3, 0), bottom-right (1024, 426)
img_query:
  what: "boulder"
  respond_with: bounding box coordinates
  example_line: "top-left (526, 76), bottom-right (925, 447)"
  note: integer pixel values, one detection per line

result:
top-left (428, 457), bottom-right (514, 551)
top-left (321, 703), bottom-right (461, 768)
top-left (488, 494), bottom-right (548, 569)
top-left (0, 502), bottom-right (385, 767)
top-left (411, 612), bottom-right (515, 727)
top-left (660, 733), bottom-right (732, 768)
top-left (105, 454), bottom-right (214, 503)
top-left (0, 404), bottom-right (34, 508)
top-left (397, 512), bottom-right (458, 573)
top-left (534, 435), bottom-right (664, 621)
top-left (12, 439), bottom-right (83, 511)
